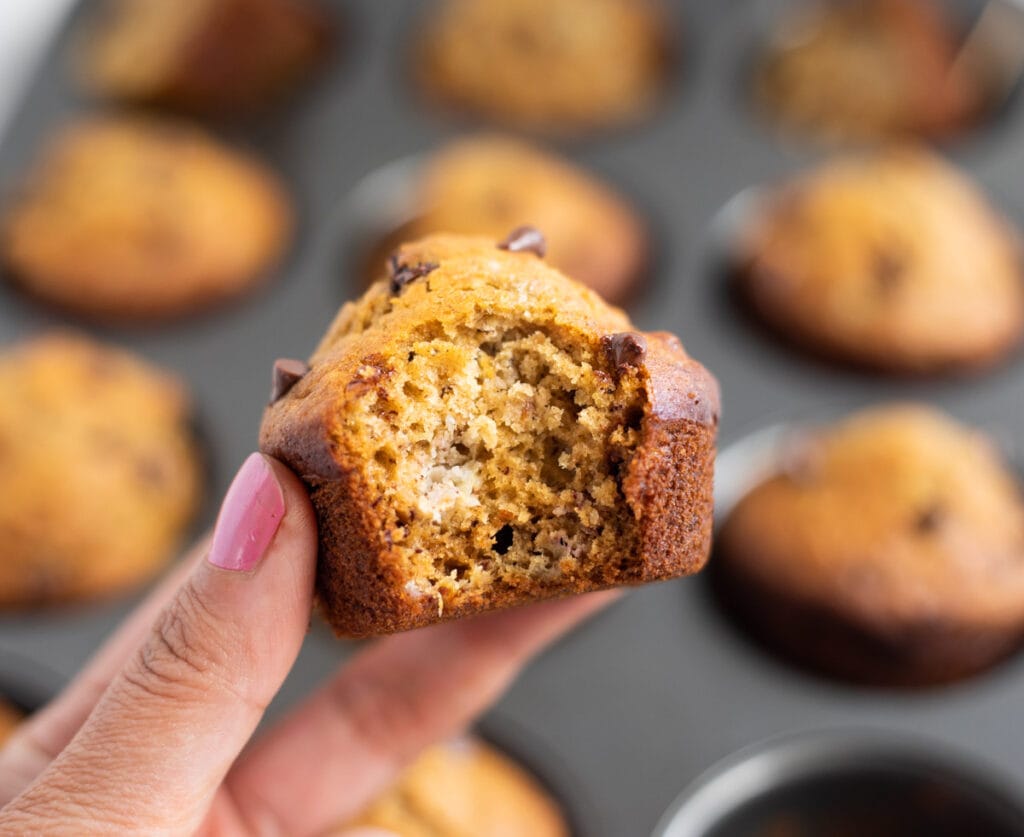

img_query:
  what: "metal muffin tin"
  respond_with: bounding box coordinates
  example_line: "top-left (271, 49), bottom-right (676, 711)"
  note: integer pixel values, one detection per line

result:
top-left (652, 730), bottom-right (1024, 836)
top-left (1, 2), bottom-right (1024, 834)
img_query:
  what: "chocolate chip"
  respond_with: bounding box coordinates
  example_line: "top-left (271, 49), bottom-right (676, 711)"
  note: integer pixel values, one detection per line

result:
top-left (602, 332), bottom-right (647, 376)
top-left (497, 225), bottom-right (547, 258)
top-left (388, 255), bottom-right (439, 295)
top-left (915, 503), bottom-right (945, 534)
top-left (872, 246), bottom-right (906, 294)
top-left (270, 358), bottom-right (309, 404)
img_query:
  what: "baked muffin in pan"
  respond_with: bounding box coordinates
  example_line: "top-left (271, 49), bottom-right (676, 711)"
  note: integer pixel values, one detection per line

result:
top-left (733, 147), bottom-right (1024, 375)
top-left (715, 404), bottom-right (1024, 687)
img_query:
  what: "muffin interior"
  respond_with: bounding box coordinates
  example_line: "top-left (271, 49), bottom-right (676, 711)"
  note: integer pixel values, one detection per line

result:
top-left (342, 316), bottom-right (645, 610)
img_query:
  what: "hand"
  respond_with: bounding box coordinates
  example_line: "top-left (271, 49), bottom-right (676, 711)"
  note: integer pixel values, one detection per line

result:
top-left (0, 453), bottom-right (613, 835)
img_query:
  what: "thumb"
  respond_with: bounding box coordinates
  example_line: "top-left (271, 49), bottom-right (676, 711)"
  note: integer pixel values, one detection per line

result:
top-left (3, 453), bottom-right (317, 834)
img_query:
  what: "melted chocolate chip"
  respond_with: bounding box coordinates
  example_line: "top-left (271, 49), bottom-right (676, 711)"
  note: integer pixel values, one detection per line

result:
top-left (872, 247), bottom-right (906, 294)
top-left (270, 358), bottom-right (309, 404)
top-left (915, 503), bottom-right (945, 534)
top-left (602, 332), bottom-right (648, 376)
top-left (497, 225), bottom-right (547, 258)
top-left (388, 255), bottom-right (438, 295)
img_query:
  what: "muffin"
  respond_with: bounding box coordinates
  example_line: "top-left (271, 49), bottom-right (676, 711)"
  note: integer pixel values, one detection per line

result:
top-left (76, 0), bottom-right (333, 113)
top-left (415, 0), bottom-right (673, 135)
top-left (345, 738), bottom-right (569, 836)
top-left (261, 231), bottom-right (718, 637)
top-left (734, 147), bottom-right (1024, 374)
top-left (716, 405), bottom-right (1024, 687)
top-left (372, 136), bottom-right (649, 304)
top-left (753, 0), bottom-right (986, 144)
top-left (1, 116), bottom-right (292, 321)
top-left (0, 333), bottom-right (202, 606)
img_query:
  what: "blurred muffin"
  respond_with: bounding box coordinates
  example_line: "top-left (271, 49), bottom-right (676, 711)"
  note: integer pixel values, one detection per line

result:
top-left (716, 404), bottom-right (1024, 687)
top-left (753, 0), bottom-right (986, 144)
top-left (415, 0), bottom-right (673, 135)
top-left (76, 0), bottom-right (333, 112)
top-left (371, 136), bottom-right (649, 304)
top-left (734, 147), bottom-right (1024, 374)
top-left (0, 701), bottom-right (21, 745)
top-left (346, 738), bottom-right (569, 836)
top-left (1, 116), bottom-right (292, 321)
top-left (0, 333), bottom-right (202, 606)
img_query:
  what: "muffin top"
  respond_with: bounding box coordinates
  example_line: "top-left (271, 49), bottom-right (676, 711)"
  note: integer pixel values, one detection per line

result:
top-left (719, 405), bottom-right (1024, 632)
top-left (753, 0), bottom-right (984, 143)
top-left (346, 738), bottom-right (569, 837)
top-left (415, 0), bottom-right (672, 134)
top-left (736, 147), bottom-right (1024, 373)
top-left (0, 333), bottom-right (202, 605)
top-left (398, 135), bottom-right (648, 303)
top-left (2, 115), bottom-right (291, 320)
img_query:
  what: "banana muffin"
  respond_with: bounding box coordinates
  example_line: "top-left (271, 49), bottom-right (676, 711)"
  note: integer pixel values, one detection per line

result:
top-left (414, 0), bottom-right (673, 135)
top-left (0, 333), bottom-right (202, 606)
top-left (261, 231), bottom-right (718, 637)
top-left (715, 405), bottom-right (1024, 687)
top-left (734, 147), bottom-right (1024, 374)
top-left (371, 136), bottom-right (649, 304)
top-left (753, 0), bottom-right (986, 144)
top-left (76, 0), bottom-right (333, 112)
top-left (345, 738), bottom-right (569, 836)
top-left (2, 116), bottom-right (292, 321)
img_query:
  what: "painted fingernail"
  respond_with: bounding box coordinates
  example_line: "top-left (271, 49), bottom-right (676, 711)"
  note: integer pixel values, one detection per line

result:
top-left (208, 453), bottom-right (285, 572)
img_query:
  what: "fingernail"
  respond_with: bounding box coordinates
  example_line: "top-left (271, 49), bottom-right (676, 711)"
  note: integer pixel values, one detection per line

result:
top-left (208, 453), bottom-right (285, 572)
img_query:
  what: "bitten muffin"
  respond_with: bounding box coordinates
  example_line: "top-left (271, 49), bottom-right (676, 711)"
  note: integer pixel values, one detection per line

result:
top-left (373, 136), bottom-right (649, 304)
top-left (261, 231), bottom-right (718, 637)
top-left (2, 116), bottom-right (292, 321)
top-left (735, 147), bottom-right (1024, 374)
top-left (345, 738), bottom-right (569, 837)
top-left (753, 0), bottom-right (987, 144)
top-left (0, 333), bottom-right (202, 606)
top-left (414, 0), bottom-right (673, 135)
top-left (76, 0), bottom-right (332, 112)
top-left (716, 405), bottom-right (1024, 687)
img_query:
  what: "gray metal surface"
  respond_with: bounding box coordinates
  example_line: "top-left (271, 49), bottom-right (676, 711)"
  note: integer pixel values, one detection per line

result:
top-left (1, 2), bottom-right (1023, 835)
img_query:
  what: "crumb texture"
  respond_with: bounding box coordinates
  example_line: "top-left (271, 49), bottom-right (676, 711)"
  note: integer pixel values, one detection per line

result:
top-left (348, 318), bottom-right (645, 609)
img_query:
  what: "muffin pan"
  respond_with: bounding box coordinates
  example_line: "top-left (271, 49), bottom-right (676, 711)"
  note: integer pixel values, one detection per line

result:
top-left (653, 730), bottom-right (1024, 836)
top-left (1, 2), bottom-right (1024, 834)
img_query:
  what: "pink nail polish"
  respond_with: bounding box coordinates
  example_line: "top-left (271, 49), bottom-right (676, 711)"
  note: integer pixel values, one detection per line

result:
top-left (208, 453), bottom-right (285, 572)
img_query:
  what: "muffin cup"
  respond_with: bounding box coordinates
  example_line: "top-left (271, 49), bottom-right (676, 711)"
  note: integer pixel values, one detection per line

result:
top-left (652, 730), bottom-right (1024, 837)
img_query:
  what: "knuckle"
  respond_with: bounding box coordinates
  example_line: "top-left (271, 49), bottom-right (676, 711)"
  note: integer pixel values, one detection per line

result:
top-left (125, 581), bottom-right (228, 702)
top-left (329, 668), bottom-right (438, 763)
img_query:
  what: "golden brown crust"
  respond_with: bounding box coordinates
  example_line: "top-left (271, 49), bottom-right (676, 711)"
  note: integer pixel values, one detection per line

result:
top-left (753, 0), bottom-right (986, 143)
top-left (735, 148), bottom-right (1024, 375)
top-left (261, 233), bottom-right (718, 637)
top-left (716, 404), bottom-right (1024, 687)
top-left (0, 333), bottom-right (202, 606)
top-left (344, 738), bottom-right (569, 836)
top-left (77, 0), bottom-right (333, 113)
top-left (414, 0), bottom-right (673, 135)
top-left (1, 116), bottom-right (293, 321)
